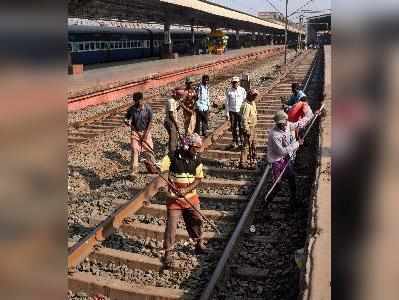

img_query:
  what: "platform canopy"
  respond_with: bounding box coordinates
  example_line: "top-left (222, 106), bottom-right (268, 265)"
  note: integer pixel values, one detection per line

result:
top-left (68, 0), bottom-right (304, 35)
top-left (306, 13), bottom-right (331, 32)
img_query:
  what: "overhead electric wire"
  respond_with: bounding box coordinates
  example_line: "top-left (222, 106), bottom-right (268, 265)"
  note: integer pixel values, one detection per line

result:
top-left (289, 0), bottom-right (316, 17)
top-left (265, 0), bottom-right (285, 16)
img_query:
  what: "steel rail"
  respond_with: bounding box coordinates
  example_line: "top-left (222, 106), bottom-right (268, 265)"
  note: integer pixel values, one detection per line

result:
top-left (199, 164), bottom-right (271, 300)
top-left (199, 50), bottom-right (317, 300)
top-left (263, 102), bottom-right (325, 203)
top-left (263, 49), bottom-right (323, 205)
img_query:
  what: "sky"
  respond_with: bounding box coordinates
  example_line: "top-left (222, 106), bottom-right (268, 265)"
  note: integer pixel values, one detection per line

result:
top-left (207, 0), bottom-right (331, 21)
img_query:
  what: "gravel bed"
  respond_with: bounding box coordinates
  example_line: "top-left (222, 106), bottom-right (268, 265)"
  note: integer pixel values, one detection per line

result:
top-left (68, 79), bottom-right (187, 125)
top-left (197, 185), bottom-right (254, 196)
top-left (67, 291), bottom-right (110, 300)
top-left (204, 173), bottom-right (259, 182)
top-left (150, 194), bottom-right (246, 211)
top-left (124, 214), bottom-right (236, 234)
top-left (76, 235), bottom-right (225, 295)
top-left (211, 177), bottom-right (311, 300)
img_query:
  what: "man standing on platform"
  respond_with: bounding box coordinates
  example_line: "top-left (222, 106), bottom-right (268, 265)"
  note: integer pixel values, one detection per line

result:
top-left (124, 92), bottom-right (156, 178)
top-left (159, 133), bottom-right (207, 268)
top-left (195, 74), bottom-right (210, 137)
top-left (225, 76), bottom-right (247, 149)
top-left (240, 89), bottom-right (259, 169)
top-left (181, 77), bottom-right (197, 135)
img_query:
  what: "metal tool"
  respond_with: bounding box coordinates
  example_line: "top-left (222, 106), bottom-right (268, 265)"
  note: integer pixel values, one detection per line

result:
top-left (264, 103), bottom-right (325, 203)
top-left (144, 158), bottom-right (221, 235)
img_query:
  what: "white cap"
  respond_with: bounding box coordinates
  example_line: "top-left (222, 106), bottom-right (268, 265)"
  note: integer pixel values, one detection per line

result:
top-left (231, 76), bottom-right (240, 82)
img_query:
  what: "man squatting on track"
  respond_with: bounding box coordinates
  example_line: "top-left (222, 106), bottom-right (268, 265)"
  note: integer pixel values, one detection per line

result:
top-left (267, 109), bottom-right (313, 210)
top-left (240, 89), bottom-right (259, 169)
top-left (124, 92), bottom-right (157, 178)
top-left (225, 76), bottom-right (247, 149)
top-left (159, 133), bottom-right (207, 268)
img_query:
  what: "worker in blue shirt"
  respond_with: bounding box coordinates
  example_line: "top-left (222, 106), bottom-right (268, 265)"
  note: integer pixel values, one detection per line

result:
top-left (195, 75), bottom-right (210, 137)
top-left (288, 83), bottom-right (307, 106)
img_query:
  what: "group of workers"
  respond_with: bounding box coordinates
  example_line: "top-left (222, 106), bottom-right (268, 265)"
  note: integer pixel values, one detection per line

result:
top-left (124, 76), bottom-right (315, 268)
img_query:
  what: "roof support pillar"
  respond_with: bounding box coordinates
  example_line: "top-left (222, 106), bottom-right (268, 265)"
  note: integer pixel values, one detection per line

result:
top-left (162, 22), bottom-right (173, 58)
top-left (235, 29), bottom-right (240, 49)
top-left (191, 20), bottom-right (195, 55)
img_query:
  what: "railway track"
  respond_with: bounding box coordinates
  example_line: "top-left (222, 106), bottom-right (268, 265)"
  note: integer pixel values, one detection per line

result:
top-left (68, 48), bottom-right (299, 151)
top-left (203, 50), bottom-right (324, 300)
top-left (68, 49), bottom-right (321, 299)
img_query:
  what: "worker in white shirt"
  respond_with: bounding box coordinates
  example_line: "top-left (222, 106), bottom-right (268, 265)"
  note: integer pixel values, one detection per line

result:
top-left (225, 76), bottom-right (247, 149)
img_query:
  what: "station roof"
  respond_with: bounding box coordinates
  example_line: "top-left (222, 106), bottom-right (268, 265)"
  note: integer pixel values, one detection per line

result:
top-left (306, 13), bottom-right (331, 31)
top-left (68, 0), bottom-right (304, 35)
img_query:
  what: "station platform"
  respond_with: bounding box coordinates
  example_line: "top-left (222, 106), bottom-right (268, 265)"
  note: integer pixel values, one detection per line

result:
top-left (303, 45), bottom-right (331, 300)
top-left (68, 45), bottom-right (283, 97)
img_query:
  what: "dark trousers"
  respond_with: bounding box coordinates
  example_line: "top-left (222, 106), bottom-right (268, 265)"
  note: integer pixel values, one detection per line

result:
top-left (164, 120), bottom-right (177, 155)
top-left (164, 204), bottom-right (203, 252)
top-left (229, 111), bottom-right (243, 144)
top-left (195, 110), bottom-right (209, 136)
top-left (270, 160), bottom-right (297, 204)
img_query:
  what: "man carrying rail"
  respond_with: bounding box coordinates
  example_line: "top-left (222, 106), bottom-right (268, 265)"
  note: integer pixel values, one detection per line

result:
top-left (124, 92), bottom-right (156, 178)
top-left (159, 133), bottom-right (207, 268)
top-left (225, 76), bottom-right (247, 149)
top-left (266, 110), bottom-right (312, 209)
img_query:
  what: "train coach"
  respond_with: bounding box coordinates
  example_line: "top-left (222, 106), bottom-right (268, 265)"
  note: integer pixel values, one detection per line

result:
top-left (68, 25), bottom-right (271, 66)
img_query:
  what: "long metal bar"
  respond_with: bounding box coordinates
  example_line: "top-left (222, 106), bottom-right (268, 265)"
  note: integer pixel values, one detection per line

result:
top-left (68, 176), bottom-right (165, 270)
top-left (264, 102), bottom-right (325, 203)
top-left (144, 159), bottom-right (221, 235)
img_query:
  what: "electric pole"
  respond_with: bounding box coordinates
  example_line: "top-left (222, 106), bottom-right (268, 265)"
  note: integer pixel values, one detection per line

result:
top-left (284, 0), bottom-right (288, 65)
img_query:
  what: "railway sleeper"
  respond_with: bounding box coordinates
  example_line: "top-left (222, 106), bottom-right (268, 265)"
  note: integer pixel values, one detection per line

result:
top-left (69, 272), bottom-right (189, 300)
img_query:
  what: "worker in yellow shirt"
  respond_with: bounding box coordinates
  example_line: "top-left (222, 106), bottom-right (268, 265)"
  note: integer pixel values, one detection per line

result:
top-left (240, 89), bottom-right (259, 169)
top-left (159, 133), bottom-right (206, 268)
